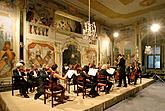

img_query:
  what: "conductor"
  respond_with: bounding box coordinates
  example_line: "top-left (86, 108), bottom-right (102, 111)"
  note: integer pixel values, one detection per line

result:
top-left (117, 54), bottom-right (127, 87)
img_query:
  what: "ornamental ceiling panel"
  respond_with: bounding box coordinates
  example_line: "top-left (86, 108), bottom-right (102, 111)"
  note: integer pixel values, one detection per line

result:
top-left (51, 0), bottom-right (165, 26)
top-left (118, 0), bottom-right (134, 5)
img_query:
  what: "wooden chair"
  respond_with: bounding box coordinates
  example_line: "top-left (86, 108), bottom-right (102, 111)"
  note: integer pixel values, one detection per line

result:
top-left (44, 81), bottom-right (63, 108)
top-left (97, 73), bottom-right (108, 93)
top-left (66, 77), bottom-right (76, 93)
top-left (76, 75), bottom-right (86, 99)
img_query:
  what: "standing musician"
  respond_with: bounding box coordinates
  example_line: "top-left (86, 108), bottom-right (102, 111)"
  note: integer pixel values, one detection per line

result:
top-left (117, 54), bottom-right (127, 87)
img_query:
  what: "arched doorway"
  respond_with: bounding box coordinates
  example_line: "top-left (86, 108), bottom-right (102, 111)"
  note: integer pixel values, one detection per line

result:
top-left (63, 45), bottom-right (81, 65)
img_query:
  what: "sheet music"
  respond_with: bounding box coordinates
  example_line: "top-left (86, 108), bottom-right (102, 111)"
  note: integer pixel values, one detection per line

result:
top-left (66, 70), bottom-right (76, 78)
top-left (106, 68), bottom-right (115, 75)
top-left (88, 68), bottom-right (98, 76)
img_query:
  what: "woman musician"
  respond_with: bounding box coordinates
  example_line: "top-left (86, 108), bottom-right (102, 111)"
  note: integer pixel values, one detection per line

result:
top-left (130, 62), bottom-right (141, 85)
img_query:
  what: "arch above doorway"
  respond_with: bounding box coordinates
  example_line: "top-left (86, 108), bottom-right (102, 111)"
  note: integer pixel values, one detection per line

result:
top-left (61, 35), bottom-right (81, 52)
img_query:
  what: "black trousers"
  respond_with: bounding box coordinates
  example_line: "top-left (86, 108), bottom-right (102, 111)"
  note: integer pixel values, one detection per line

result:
top-left (34, 83), bottom-right (45, 99)
top-left (126, 73), bottom-right (131, 84)
top-left (19, 80), bottom-right (28, 95)
top-left (118, 67), bottom-right (127, 86)
top-left (85, 82), bottom-right (97, 95)
top-left (134, 74), bottom-right (139, 85)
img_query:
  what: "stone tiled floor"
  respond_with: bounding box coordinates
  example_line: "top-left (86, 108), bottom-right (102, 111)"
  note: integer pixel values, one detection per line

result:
top-left (0, 78), bottom-right (154, 111)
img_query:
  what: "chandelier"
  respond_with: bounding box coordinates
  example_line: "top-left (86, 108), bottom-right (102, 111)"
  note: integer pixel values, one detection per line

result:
top-left (83, 0), bottom-right (97, 41)
top-left (144, 45), bottom-right (152, 54)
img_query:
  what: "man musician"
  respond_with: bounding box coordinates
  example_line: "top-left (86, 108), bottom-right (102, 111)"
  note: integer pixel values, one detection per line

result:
top-left (116, 54), bottom-right (127, 87)
top-left (13, 63), bottom-right (29, 98)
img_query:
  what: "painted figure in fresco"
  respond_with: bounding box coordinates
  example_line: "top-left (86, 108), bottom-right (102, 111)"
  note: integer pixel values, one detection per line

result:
top-left (44, 50), bottom-right (52, 64)
top-left (0, 41), bottom-right (15, 78)
top-left (0, 26), bottom-right (5, 50)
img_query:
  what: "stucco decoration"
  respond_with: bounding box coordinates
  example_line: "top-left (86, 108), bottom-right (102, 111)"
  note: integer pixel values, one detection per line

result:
top-left (140, 0), bottom-right (156, 6)
top-left (62, 35), bottom-right (81, 52)
top-left (118, 0), bottom-right (134, 5)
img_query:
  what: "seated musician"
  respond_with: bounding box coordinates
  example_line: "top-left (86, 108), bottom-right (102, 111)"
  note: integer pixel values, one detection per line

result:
top-left (80, 65), bottom-right (99, 97)
top-left (13, 63), bottom-right (29, 98)
top-left (100, 64), bottom-right (113, 94)
top-left (28, 64), bottom-right (40, 91)
top-left (126, 63), bottom-right (133, 85)
top-left (34, 64), bottom-right (50, 100)
top-left (49, 64), bottom-right (66, 103)
top-left (64, 64), bottom-right (80, 85)
top-left (132, 62), bottom-right (141, 85)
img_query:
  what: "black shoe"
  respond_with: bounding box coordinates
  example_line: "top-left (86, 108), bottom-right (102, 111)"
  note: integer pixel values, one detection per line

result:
top-left (100, 90), bottom-right (106, 92)
top-left (64, 96), bottom-right (69, 100)
top-left (117, 85), bottom-right (121, 87)
top-left (24, 94), bottom-right (30, 98)
top-left (105, 91), bottom-right (109, 94)
top-left (123, 85), bottom-right (127, 87)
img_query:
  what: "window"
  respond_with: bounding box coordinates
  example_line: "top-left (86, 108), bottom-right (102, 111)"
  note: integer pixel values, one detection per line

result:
top-left (147, 46), bottom-right (161, 69)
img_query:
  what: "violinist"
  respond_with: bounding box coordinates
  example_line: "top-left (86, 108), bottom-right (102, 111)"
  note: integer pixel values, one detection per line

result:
top-left (49, 64), bottom-right (66, 103)
top-left (34, 64), bottom-right (50, 100)
top-left (28, 64), bottom-right (40, 92)
top-left (80, 65), bottom-right (99, 97)
top-left (13, 63), bottom-right (29, 98)
top-left (100, 64), bottom-right (113, 94)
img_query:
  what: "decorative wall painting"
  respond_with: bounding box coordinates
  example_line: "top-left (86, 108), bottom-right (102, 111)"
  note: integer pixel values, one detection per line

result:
top-left (0, 15), bottom-right (15, 78)
top-left (84, 49), bottom-right (97, 65)
top-left (28, 41), bottom-right (55, 68)
top-left (55, 14), bottom-right (82, 34)
top-left (26, 1), bottom-right (54, 36)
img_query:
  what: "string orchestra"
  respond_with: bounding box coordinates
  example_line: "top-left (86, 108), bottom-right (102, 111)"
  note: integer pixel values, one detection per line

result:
top-left (12, 56), bottom-right (142, 103)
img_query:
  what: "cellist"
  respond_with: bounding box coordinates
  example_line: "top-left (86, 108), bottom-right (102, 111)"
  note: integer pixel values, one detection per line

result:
top-left (131, 62), bottom-right (141, 85)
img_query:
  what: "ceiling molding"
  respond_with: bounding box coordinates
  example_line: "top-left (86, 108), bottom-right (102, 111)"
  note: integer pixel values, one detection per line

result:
top-left (118, 0), bottom-right (134, 5)
top-left (78, 0), bottom-right (165, 19)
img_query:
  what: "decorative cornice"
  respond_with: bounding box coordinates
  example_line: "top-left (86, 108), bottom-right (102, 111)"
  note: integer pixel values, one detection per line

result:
top-left (118, 0), bottom-right (134, 5)
top-left (78, 0), bottom-right (165, 19)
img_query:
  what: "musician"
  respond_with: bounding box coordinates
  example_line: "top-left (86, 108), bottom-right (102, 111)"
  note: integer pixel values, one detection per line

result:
top-left (100, 64), bottom-right (113, 94)
top-left (13, 63), bottom-right (29, 98)
top-left (117, 54), bottom-right (127, 87)
top-left (50, 64), bottom-right (66, 103)
top-left (28, 64), bottom-right (40, 91)
top-left (132, 62), bottom-right (141, 85)
top-left (64, 64), bottom-right (78, 84)
top-left (80, 65), bottom-right (99, 97)
top-left (126, 63), bottom-right (133, 85)
top-left (34, 64), bottom-right (50, 100)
